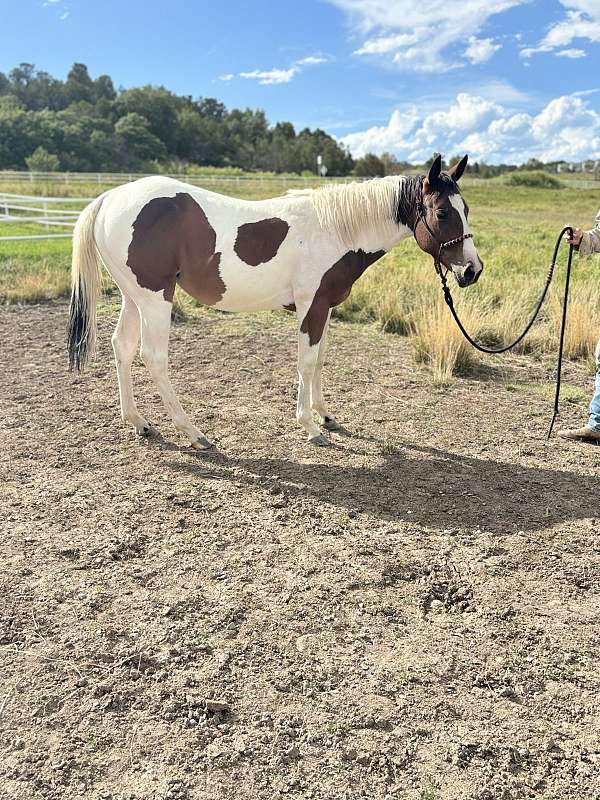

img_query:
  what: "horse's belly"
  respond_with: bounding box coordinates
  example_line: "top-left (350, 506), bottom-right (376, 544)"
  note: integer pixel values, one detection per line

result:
top-left (213, 256), bottom-right (294, 312)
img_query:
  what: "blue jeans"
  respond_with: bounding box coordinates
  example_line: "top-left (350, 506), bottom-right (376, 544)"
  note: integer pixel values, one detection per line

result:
top-left (589, 340), bottom-right (600, 431)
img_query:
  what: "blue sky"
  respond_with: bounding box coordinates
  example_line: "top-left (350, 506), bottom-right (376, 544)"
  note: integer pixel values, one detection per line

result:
top-left (1, 0), bottom-right (600, 163)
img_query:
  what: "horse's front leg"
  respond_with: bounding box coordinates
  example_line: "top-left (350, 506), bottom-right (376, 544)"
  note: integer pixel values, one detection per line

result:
top-left (296, 297), bottom-right (330, 446)
top-left (310, 310), bottom-right (340, 431)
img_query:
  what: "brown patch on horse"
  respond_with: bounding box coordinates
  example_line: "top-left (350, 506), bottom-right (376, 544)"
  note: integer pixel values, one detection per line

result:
top-left (127, 193), bottom-right (225, 305)
top-left (234, 218), bottom-right (289, 266)
top-left (300, 249), bottom-right (385, 346)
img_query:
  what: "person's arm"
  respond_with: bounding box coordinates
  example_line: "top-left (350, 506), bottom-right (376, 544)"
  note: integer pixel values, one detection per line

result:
top-left (568, 211), bottom-right (600, 257)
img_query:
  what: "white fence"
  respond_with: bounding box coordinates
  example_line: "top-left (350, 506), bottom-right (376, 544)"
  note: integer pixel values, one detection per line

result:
top-left (0, 192), bottom-right (92, 241)
top-left (0, 170), bottom-right (332, 188)
top-left (1, 169), bottom-right (599, 189)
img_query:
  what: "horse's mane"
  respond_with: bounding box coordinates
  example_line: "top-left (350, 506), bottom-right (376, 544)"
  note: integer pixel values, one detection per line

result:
top-left (289, 175), bottom-right (423, 248)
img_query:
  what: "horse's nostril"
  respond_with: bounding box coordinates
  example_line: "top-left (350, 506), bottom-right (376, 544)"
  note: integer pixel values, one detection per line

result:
top-left (463, 263), bottom-right (476, 282)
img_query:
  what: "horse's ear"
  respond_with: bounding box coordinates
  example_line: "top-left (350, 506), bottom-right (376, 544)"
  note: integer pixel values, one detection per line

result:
top-left (448, 154), bottom-right (468, 182)
top-left (425, 154), bottom-right (443, 189)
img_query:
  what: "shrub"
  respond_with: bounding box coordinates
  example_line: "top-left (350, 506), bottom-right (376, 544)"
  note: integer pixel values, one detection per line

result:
top-left (503, 171), bottom-right (564, 189)
top-left (25, 146), bottom-right (60, 172)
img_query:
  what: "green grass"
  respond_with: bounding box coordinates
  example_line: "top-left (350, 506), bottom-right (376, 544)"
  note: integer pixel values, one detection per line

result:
top-left (2, 175), bottom-right (599, 378)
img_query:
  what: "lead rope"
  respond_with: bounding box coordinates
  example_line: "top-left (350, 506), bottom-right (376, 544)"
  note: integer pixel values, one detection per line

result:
top-left (547, 227), bottom-right (575, 439)
top-left (429, 224), bottom-right (574, 439)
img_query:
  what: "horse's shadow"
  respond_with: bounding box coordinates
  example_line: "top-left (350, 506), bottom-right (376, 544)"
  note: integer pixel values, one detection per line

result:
top-left (156, 437), bottom-right (599, 534)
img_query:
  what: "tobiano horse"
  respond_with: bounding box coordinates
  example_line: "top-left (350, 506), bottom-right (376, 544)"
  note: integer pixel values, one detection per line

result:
top-left (67, 153), bottom-right (483, 448)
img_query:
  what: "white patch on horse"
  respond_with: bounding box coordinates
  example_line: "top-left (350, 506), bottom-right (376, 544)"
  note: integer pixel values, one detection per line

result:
top-left (449, 194), bottom-right (479, 266)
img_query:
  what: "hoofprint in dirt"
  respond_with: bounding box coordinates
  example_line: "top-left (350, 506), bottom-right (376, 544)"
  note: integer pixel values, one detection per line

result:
top-left (1, 302), bottom-right (599, 800)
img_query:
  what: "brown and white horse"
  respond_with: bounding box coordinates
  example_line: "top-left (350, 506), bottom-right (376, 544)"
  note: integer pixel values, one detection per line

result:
top-left (68, 154), bottom-right (482, 448)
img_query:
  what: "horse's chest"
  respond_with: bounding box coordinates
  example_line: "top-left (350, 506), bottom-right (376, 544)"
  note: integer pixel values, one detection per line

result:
top-left (320, 249), bottom-right (385, 307)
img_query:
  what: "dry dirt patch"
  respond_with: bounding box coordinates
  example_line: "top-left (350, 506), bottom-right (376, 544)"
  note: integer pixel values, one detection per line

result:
top-left (1, 302), bottom-right (599, 800)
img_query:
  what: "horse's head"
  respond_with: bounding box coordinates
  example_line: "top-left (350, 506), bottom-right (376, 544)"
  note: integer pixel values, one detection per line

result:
top-left (414, 154), bottom-right (483, 288)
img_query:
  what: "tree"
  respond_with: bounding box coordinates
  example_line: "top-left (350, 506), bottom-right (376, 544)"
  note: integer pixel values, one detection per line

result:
top-left (25, 146), bottom-right (60, 171)
top-left (195, 97), bottom-right (227, 120)
top-left (115, 86), bottom-right (181, 153)
top-left (176, 106), bottom-right (229, 165)
top-left (94, 74), bottom-right (116, 102)
top-left (353, 153), bottom-right (385, 177)
top-left (380, 152), bottom-right (402, 175)
top-left (0, 96), bottom-right (57, 169)
top-left (115, 112), bottom-right (167, 164)
top-left (65, 63), bottom-right (95, 104)
top-left (523, 157), bottom-right (544, 171)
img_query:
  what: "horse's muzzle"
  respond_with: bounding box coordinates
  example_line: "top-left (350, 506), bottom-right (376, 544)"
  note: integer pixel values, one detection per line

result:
top-left (454, 260), bottom-right (483, 287)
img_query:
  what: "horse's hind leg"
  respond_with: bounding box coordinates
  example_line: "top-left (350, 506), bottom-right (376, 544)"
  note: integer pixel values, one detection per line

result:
top-left (138, 295), bottom-right (212, 450)
top-left (310, 311), bottom-right (340, 431)
top-left (112, 293), bottom-right (150, 436)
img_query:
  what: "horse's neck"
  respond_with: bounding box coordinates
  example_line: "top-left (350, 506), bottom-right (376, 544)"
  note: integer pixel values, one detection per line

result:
top-left (345, 220), bottom-right (413, 256)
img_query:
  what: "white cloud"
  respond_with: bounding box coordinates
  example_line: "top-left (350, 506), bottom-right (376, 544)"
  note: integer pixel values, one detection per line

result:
top-left (465, 36), bottom-right (502, 63)
top-left (239, 68), bottom-right (299, 85)
top-left (520, 1), bottom-right (600, 59)
top-left (326, 0), bottom-right (525, 71)
top-left (43, 0), bottom-right (70, 18)
top-left (556, 48), bottom-right (587, 57)
top-left (296, 55), bottom-right (329, 65)
top-left (341, 92), bottom-right (600, 164)
top-left (222, 54), bottom-right (327, 86)
top-left (342, 107), bottom-right (421, 155)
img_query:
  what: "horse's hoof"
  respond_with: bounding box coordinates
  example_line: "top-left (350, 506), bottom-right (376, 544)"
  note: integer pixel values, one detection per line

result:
top-left (309, 434), bottom-right (330, 447)
top-left (134, 421), bottom-right (153, 437)
top-left (322, 416), bottom-right (341, 431)
top-left (190, 436), bottom-right (213, 450)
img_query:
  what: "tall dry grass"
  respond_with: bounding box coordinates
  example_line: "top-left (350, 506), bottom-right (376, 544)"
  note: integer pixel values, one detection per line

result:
top-left (412, 294), bottom-right (484, 385)
top-left (347, 257), bottom-right (600, 382)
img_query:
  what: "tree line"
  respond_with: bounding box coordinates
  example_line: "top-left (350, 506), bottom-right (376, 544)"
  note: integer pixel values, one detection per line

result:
top-left (0, 62), bottom-right (360, 175)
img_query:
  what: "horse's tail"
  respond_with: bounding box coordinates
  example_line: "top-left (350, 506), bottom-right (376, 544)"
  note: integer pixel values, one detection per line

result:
top-left (67, 192), bottom-right (107, 372)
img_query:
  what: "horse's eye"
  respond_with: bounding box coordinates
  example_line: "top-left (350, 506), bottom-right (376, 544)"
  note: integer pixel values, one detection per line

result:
top-left (436, 209), bottom-right (448, 220)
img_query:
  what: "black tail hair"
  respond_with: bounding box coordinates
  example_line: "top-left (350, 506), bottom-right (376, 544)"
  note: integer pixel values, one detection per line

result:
top-left (67, 279), bottom-right (89, 372)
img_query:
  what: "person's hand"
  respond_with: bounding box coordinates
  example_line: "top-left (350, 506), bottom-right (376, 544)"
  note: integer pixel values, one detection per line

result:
top-left (565, 227), bottom-right (584, 247)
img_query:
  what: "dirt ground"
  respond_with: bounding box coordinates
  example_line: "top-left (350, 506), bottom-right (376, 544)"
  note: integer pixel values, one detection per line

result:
top-left (1, 301), bottom-right (600, 800)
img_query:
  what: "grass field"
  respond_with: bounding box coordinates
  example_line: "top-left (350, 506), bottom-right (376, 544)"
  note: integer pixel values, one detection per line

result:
top-left (1, 175), bottom-right (599, 382)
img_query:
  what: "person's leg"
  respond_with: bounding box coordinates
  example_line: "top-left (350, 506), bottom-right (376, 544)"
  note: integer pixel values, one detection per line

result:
top-left (558, 337), bottom-right (600, 442)
top-left (588, 339), bottom-right (600, 431)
